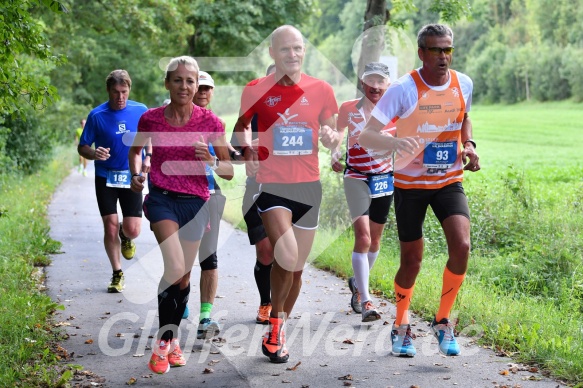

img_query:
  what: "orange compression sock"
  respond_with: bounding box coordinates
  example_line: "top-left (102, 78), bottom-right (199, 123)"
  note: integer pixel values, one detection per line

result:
top-left (394, 282), bottom-right (415, 326)
top-left (436, 266), bottom-right (466, 322)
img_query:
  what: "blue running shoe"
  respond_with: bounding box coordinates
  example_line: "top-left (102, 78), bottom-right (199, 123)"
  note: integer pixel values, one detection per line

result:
top-left (390, 322), bottom-right (416, 357)
top-left (197, 318), bottom-right (220, 339)
top-left (182, 305), bottom-right (189, 320)
top-left (430, 318), bottom-right (460, 356)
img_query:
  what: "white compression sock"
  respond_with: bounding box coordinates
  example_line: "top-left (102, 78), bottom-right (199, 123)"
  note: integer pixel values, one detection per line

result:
top-left (367, 250), bottom-right (379, 270)
top-left (352, 252), bottom-right (371, 303)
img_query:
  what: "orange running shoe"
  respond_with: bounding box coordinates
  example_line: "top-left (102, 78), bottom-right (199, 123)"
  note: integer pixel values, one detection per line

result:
top-left (256, 303), bottom-right (272, 324)
top-left (261, 317), bottom-right (289, 363)
top-left (168, 339), bottom-right (186, 367)
top-left (148, 340), bottom-right (170, 374)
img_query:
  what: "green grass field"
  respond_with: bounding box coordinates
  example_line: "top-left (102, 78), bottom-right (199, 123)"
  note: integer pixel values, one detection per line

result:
top-left (221, 102), bottom-right (583, 385)
top-left (473, 101), bottom-right (583, 169)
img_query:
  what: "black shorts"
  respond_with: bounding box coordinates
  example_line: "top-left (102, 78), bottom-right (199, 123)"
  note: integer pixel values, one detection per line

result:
top-left (242, 177), bottom-right (267, 245)
top-left (143, 187), bottom-right (209, 242)
top-left (255, 181), bottom-right (322, 230)
top-left (95, 176), bottom-right (143, 217)
top-left (343, 177), bottom-right (393, 225)
top-left (394, 182), bottom-right (470, 242)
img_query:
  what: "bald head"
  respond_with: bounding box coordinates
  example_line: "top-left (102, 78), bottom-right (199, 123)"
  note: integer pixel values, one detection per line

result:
top-left (270, 25), bottom-right (303, 47)
top-left (269, 25), bottom-right (306, 81)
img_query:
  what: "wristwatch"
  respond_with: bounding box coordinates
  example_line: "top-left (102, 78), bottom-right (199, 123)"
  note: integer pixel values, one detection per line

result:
top-left (230, 150), bottom-right (241, 160)
top-left (210, 157), bottom-right (220, 170)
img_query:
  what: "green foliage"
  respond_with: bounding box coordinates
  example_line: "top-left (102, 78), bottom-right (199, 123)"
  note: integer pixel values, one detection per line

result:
top-left (428, 0), bottom-right (472, 23)
top-left (455, 0), bottom-right (583, 103)
top-left (304, 0), bottom-right (351, 46)
top-left (38, 0), bottom-right (193, 109)
top-left (314, 0), bottom-right (364, 79)
top-left (188, 0), bottom-right (315, 57)
top-left (0, 0), bottom-right (64, 116)
top-left (0, 145), bottom-right (72, 387)
top-left (1, 105), bottom-right (53, 175)
top-left (560, 46), bottom-right (583, 102)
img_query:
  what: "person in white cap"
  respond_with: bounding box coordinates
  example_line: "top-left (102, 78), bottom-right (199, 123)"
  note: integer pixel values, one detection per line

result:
top-left (184, 70), bottom-right (241, 341)
top-left (332, 62), bottom-right (395, 323)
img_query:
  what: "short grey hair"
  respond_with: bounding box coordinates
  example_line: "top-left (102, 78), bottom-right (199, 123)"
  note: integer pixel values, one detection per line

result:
top-left (417, 24), bottom-right (454, 48)
top-left (165, 56), bottom-right (199, 80)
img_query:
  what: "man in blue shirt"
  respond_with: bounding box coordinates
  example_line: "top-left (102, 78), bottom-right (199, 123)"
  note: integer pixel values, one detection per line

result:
top-left (78, 69), bottom-right (150, 293)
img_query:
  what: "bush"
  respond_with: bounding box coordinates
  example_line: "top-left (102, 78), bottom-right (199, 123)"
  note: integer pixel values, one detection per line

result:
top-left (1, 105), bottom-right (53, 175)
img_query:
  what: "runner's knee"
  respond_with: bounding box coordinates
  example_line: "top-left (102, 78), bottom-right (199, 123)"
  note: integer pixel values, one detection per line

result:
top-left (200, 253), bottom-right (218, 271)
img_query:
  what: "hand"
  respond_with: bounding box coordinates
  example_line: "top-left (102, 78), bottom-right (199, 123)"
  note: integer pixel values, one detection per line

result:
top-left (392, 136), bottom-right (420, 158)
top-left (243, 146), bottom-right (259, 177)
top-left (319, 125), bottom-right (339, 150)
top-left (462, 146), bottom-right (480, 172)
top-left (130, 175), bottom-right (146, 193)
top-left (142, 156), bottom-right (151, 174)
top-left (94, 147), bottom-right (111, 161)
top-left (331, 150), bottom-right (343, 173)
top-left (194, 135), bottom-right (212, 165)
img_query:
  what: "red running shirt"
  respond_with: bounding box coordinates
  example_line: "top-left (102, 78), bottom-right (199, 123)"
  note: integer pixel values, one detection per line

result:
top-left (239, 73), bottom-right (338, 184)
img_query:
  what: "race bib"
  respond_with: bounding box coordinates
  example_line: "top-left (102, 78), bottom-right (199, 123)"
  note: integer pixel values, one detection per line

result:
top-left (423, 141), bottom-right (457, 169)
top-left (106, 169), bottom-right (131, 188)
top-left (367, 173), bottom-right (394, 198)
top-left (273, 126), bottom-right (313, 155)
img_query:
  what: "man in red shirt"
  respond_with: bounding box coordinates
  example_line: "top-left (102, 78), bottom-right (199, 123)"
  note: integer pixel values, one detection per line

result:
top-left (233, 25), bottom-right (340, 363)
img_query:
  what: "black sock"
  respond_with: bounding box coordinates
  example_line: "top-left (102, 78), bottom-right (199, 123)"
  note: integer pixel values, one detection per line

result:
top-left (172, 283), bottom-right (190, 328)
top-left (254, 260), bottom-right (272, 305)
top-left (113, 269), bottom-right (123, 275)
top-left (157, 283), bottom-right (180, 342)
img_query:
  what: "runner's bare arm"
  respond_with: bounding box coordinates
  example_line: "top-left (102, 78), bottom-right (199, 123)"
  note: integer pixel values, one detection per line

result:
top-left (233, 115), bottom-right (259, 176)
top-left (210, 134), bottom-right (235, 180)
top-left (359, 116), bottom-right (419, 157)
top-left (331, 123), bottom-right (346, 173)
top-left (128, 133), bottom-right (149, 192)
top-left (460, 114), bottom-right (480, 171)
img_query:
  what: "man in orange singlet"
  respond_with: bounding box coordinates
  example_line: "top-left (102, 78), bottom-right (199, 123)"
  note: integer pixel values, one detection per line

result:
top-left (359, 24), bottom-right (480, 357)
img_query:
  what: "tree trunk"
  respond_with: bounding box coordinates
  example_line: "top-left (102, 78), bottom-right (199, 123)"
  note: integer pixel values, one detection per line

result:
top-left (357, 0), bottom-right (389, 92)
top-left (525, 71), bottom-right (530, 101)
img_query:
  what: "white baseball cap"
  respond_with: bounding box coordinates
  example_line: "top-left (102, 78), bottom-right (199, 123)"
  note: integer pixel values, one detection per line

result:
top-left (198, 71), bottom-right (215, 88)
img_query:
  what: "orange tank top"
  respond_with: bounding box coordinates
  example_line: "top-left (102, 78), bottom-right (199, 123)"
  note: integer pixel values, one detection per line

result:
top-left (393, 70), bottom-right (466, 189)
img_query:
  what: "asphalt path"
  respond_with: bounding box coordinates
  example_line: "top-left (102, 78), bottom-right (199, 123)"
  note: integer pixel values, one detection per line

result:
top-left (47, 162), bottom-right (561, 388)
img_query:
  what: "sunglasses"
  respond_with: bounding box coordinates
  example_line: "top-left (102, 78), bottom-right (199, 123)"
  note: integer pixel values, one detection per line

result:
top-left (422, 46), bottom-right (455, 55)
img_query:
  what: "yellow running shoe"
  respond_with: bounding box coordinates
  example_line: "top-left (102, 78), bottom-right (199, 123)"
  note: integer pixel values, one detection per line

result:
top-left (107, 271), bottom-right (124, 293)
top-left (119, 222), bottom-right (136, 260)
